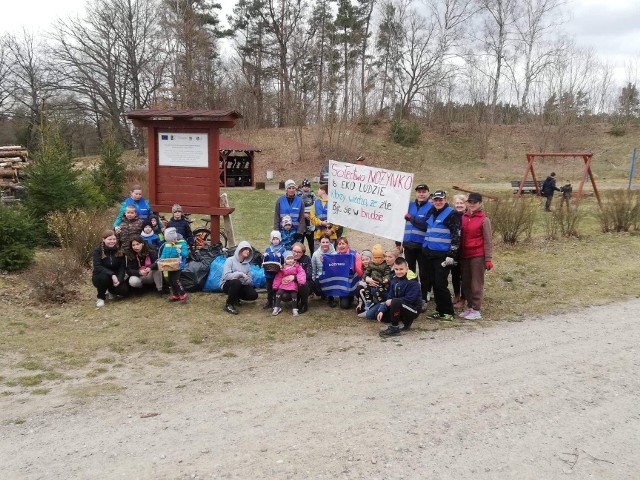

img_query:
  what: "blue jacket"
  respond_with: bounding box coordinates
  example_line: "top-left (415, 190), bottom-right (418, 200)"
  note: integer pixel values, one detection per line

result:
top-left (263, 243), bottom-right (285, 279)
top-left (113, 197), bottom-right (152, 227)
top-left (141, 232), bottom-right (162, 251)
top-left (280, 228), bottom-right (297, 251)
top-left (159, 240), bottom-right (189, 270)
top-left (167, 217), bottom-right (194, 246)
top-left (378, 271), bottom-right (423, 314)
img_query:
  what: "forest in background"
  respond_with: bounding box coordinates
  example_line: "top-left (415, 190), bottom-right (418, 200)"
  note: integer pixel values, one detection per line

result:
top-left (0, 0), bottom-right (638, 160)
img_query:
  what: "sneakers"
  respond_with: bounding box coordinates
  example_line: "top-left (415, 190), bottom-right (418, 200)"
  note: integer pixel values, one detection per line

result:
top-left (402, 319), bottom-right (414, 330)
top-left (420, 303), bottom-right (428, 313)
top-left (327, 297), bottom-right (337, 308)
top-left (379, 325), bottom-right (401, 337)
top-left (157, 290), bottom-right (166, 298)
top-left (272, 307), bottom-right (282, 316)
top-left (105, 292), bottom-right (116, 300)
top-left (463, 309), bottom-right (482, 320)
top-left (299, 304), bottom-right (308, 314)
top-left (459, 308), bottom-right (473, 318)
top-left (426, 292), bottom-right (432, 302)
top-left (179, 293), bottom-right (188, 303)
top-left (292, 308), bottom-right (299, 317)
top-left (167, 295), bottom-right (180, 302)
top-left (357, 311), bottom-right (368, 318)
top-left (224, 303), bottom-right (239, 315)
top-left (429, 312), bottom-right (454, 321)
top-left (96, 298), bottom-right (105, 308)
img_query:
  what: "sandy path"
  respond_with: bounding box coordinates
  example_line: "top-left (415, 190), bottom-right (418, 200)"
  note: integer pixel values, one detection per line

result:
top-left (2, 299), bottom-right (639, 479)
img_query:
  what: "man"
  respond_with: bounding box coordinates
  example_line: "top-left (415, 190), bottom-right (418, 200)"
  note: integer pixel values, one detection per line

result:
top-left (396, 183), bottom-right (432, 307)
top-left (541, 172), bottom-right (560, 212)
top-left (296, 178), bottom-right (316, 253)
top-left (274, 179), bottom-right (305, 239)
top-left (420, 190), bottom-right (461, 321)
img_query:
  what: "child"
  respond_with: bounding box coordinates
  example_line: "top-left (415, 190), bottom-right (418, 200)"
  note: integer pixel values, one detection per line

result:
top-left (362, 244), bottom-right (392, 308)
top-left (262, 230), bottom-right (285, 309)
top-left (113, 185), bottom-right (152, 228)
top-left (149, 214), bottom-right (164, 239)
top-left (116, 205), bottom-right (143, 256)
top-left (127, 236), bottom-right (164, 295)
top-left (158, 227), bottom-right (189, 303)
top-left (167, 204), bottom-right (194, 246)
top-left (560, 180), bottom-right (572, 209)
top-left (378, 257), bottom-right (424, 336)
top-left (280, 215), bottom-right (297, 251)
top-left (221, 241), bottom-right (259, 314)
top-left (272, 251), bottom-right (306, 316)
top-left (356, 250), bottom-right (372, 313)
top-left (459, 192), bottom-right (493, 321)
top-left (140, 221), bottom-right (162, 251)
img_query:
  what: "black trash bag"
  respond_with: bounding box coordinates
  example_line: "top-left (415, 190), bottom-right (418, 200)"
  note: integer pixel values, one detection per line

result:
top-left (191, 243), bottom-right (224, 266)
top-left (180, 261), bottom-right (210, 292)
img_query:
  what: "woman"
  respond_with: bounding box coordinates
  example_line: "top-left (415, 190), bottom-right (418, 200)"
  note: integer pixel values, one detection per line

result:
top-left (126, 236), bottom-right (164, 296)
top-left (312, 235), bottom-right (336, 307)
top-left (451, 194), bottom-right (467, 308)
top-left (92, 229), bottom-right (130, 307)
top-left (221, 241), bottom-right (259, 314)
top-left (334, 237), bottom-right (363, 309)
top-left (280, 242), bottom-right (314, 314)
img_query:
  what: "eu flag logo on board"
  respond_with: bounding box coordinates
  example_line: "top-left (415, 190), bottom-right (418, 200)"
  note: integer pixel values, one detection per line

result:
top-left (161, 135), bottom-right (168, 140)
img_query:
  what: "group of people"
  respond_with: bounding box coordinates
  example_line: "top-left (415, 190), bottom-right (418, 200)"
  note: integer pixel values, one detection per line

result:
top-left (92, 178), bottom-right (495, 338)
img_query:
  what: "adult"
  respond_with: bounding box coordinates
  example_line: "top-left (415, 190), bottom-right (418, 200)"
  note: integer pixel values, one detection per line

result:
top-left (451, 193), bottom-right (468, 308)
top-left (113, 185), bottom-right (152, 229)
top-left (220, 241), bottom-right (259, 315)
top-left (459, 192), bottom-right (493, 320)
top-left (126, 236), bottom-right (164, 296)
top-left (92, 229), bottom-right (130, 308)
top-left (296, 179), bottom-right (316, 253)
top-left (310, 184), bottom-right (339, 250)
top-left (397, 183), bottom-right (432, 306)
top-left (311, 235), bottom-right (336, 307)
top-left (334, 237), bottom-right (363, 309)
top-left (274, 179), bottom-right (305, 239)
top-left (541, 172), bottom-right (560, 212)
top-left (420, 190), bottom-right (461, 321)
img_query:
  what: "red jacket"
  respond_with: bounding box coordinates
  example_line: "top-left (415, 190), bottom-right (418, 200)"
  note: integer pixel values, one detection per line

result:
top-left (461, 210), bottom-right (487, 259)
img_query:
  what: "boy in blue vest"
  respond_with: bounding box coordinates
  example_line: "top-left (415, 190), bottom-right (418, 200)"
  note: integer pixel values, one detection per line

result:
top-left (378, 257), bottom-right (423, 336)
top-left (418, 190), bottom-right (461, 321)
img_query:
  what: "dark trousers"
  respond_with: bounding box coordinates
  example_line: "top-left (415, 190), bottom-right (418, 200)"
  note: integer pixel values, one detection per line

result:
top-left (168, 270), bottom-right (186, 297)
top-left (405, 245), bottom-right (430, 300)
top-left (275, 288), bottom-right (297, 308)
top-left (381, 298), bottom-right (420, 328)
top-left (451, 263), bottom-right (462, 297)
top-left (424, 255), bottom-right (454, 315)
top-left (544, 194), bottom-right (553, 211)
top-left (92, 274), bottom-right (130, 300)
top-left (223, 279), bottom-right (258, 305)
top-left (265, 277), bottom-right (275, 306)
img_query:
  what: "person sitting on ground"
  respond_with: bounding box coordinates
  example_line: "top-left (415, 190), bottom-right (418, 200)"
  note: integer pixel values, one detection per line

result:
top-left (113, 185), bottom-right (152, 228)
top-left (334, 237), bottom-right (363, 309)
top-left (159, 227), bottom-right (189, 303)
top-left (296, 178), bottom-right (316, 253)
top-left (272, 250), bottom-right (306, 317)
top-left (290, 242), bottom-right (314, 314)
top-left (221, 241), bottom-right (259, 315)
top-left (361, 244), bottom-right (392, 311)
top-left (360, 249), bottom-right (399, 320)
top-left (280, 215), bottom-right (297, 251)
top-left (377, 257), bottom-right (424, 337)
top-left (126, 236), bottom-right (164, 296)
top-left (310, 184), bottom-right (339, 250)
top-left (356, 249), bottom-right (373, 314)
top-left (541, 172), bottom-right (560, 212)
top-left (116, 205), bottom-right (143, 257)
top-left (92, 229), bottom-right (130, 308)
top-left (312, 235), bottom-right (336, 307)
top-left (459, 192), bottom-right (493, 321)
top-left (140, 220), bottom-right (162, 251)
top-left (166, 204), bottom-right (194, 247)
top-left (274, 179), bottom-right (305, 240)
top-left (262, 230), bottom-right (285, 310)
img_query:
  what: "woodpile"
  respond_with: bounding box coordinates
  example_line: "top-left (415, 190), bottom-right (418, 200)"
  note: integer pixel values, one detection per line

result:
top-left (0, 146), bottom-right (29, 202)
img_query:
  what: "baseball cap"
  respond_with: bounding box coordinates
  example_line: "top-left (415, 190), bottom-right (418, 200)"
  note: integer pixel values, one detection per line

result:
top-left (432, 190), bottom-right (447, 199)
top-left (467, 192), bottom-right (483, 203)
top-left (414, 183), bottom-right (429, 191)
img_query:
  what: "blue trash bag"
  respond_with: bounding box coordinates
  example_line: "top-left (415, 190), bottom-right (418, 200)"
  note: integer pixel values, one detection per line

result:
top-left (203, 256), bottom-right (266, 292)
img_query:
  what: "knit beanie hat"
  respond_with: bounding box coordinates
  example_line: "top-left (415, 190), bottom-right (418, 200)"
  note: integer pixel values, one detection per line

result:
top-left (271, 230), bottom-right (282, 241)
top-left (284, 250), bottom-right (294, 260)
top-left (164, 227), bottom-right (178, 243)
top-left (285, 179), bottom-right (296, 189)
top-left (372, 244), bottom-right (384, 258)
top-left (281, 215), bottom-right (293, 226)
top-left (171, 203), bottom-right (182, 213)
top-left (360, 250), bottom-right (373, 261)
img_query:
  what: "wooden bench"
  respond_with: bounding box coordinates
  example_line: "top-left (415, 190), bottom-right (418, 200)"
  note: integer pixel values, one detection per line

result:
top-left (511, 180), bottom-right (541, 194)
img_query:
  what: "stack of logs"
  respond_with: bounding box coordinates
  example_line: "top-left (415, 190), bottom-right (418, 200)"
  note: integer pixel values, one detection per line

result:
top-left (0, 145), bottom-right (29, 201)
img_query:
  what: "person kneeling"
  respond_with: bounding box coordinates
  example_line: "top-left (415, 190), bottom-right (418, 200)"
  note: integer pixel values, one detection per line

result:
top-left (377, 258), bottom-right (423, 337)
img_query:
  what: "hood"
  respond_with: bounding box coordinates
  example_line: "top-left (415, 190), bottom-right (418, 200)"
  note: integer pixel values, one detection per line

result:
top-left (315, 242), bottom-right (336, 255)
top-left (234, 240), bottom-right (254, 263)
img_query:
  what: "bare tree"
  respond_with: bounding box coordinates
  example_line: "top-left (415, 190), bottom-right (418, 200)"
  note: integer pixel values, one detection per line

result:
top-left (0, 36), bottom-right (14, 113)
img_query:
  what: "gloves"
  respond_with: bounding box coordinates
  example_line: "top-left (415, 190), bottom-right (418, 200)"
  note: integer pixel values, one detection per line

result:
top-left (485, 260), bottom-right (494, 271)
top-left (441, 257), bottom-right (456, 267)
top-left (404, 213), bottom-right (412, 221)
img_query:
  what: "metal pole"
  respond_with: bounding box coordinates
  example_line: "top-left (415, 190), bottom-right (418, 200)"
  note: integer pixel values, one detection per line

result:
top-left (628, 148), bottom-right (637, 190)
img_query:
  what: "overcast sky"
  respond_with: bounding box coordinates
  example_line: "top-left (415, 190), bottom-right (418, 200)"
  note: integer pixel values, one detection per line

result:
top-left (2, 0), bottom-right (639, 82)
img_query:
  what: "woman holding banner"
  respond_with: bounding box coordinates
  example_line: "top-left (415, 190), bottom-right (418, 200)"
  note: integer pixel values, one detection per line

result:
top-left (312, 235), bottom-right (336, 307)
top-left (329, 237), bottom-right (363, 309)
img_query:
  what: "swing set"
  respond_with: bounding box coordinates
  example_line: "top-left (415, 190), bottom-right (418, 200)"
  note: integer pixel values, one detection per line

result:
top-left (514, 152), bottom-right (602, 209)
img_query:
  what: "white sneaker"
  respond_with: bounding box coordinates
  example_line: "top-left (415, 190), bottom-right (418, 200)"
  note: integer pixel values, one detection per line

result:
top-left (464, 309), bottom-right (482, 320)
top-left (272, 307), bottom-right (282, 316)
top-left (459, 308), bottom-right (472, 318)
top-left (292, 308), bottom-right (299, 316)
top-left (357, 311), bottom-right (368, 318)
top-left (96, 298), bottom-right (105, 308)
top-left (426, 292), bottom-right (432, 302)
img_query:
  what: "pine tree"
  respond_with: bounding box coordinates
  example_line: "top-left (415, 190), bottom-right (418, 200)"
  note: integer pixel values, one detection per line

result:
top-left (93, 136), bottom-right (126, 205)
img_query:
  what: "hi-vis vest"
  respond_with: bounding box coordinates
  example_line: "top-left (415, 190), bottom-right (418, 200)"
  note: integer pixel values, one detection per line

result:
top-left (279, 195), bottom-right (303, 229)
top-left (423, 206), bottom-right (454, 252)
top-left (403, 201), bottom-right (432, 244)
top-left (124, 197), bottom-right (151, 221)
top-left (313, 198), bottom-right (328, 231)
top-left (318, 253), bottom-right (360, 297)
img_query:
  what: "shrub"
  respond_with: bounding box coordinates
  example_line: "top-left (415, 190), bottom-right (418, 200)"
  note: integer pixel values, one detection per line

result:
top-left (608, 125), bottom-right (626, 137)
top-left (0, 203), bottom-right (37, 271)
top-left (47, 208), bottom-right (116, 266)
top-left (24, 249), bottom-right (85, 304)
top-left (544, 203), bottom-right (583, 239)
top-left (93, 137), bottom-right (125, 205)
top-left (597, 190), bottom-right (640, 232)
top-left (389, 121), bottom-right (421, 146)
top-left (486, 196), bottom-right (537, 244)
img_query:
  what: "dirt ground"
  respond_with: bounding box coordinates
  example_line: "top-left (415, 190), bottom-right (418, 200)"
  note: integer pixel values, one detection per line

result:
top-left (2, 298), bottom-right (639, 479)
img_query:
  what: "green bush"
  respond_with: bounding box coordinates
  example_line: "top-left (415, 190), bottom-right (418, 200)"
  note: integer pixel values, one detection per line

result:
top-left (93, 137), bottom-right (125, 205)
top-left (608, 125), bottom-right (626, 137)
top-left (389, 121), bottom-right (421, 146)
top-left (544, 203), bottom-right (584, 239)
top-left (485, 195), bottom-right (537, 244)
top-left (597, 190), bottom-right (640, 232)
top-left (0, 204), bottom-right (37, 271)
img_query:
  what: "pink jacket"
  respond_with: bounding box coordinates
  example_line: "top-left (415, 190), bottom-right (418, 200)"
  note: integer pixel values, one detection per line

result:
top-left (273, 263), bottom-right (306, 291)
